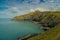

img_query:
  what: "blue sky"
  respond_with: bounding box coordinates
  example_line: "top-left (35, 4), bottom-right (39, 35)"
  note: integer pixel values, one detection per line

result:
top-left (0, 0), bottom-right (60, 18)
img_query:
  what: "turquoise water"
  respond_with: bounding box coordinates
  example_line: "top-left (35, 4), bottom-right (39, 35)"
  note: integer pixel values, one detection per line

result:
top-left (0, 18), bottom-right (44, 40)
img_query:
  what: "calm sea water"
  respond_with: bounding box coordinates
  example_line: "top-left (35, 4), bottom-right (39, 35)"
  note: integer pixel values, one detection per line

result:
top-left (0, 18), bottom-right (44, 40)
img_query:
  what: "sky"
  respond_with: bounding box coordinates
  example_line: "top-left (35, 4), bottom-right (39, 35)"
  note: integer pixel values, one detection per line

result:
top-left (0, 0), bottom-right (60, 18)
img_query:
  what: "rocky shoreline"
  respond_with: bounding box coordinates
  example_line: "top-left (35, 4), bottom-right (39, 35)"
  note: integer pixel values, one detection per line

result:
top-left (33, 21), bottom-right (50, 31)
top-left (17, 21), bottom-right (60, 40)
top-left (17, 21), bottom-right (49, 40)
top-left (17, 33), bottom-right (43, 40)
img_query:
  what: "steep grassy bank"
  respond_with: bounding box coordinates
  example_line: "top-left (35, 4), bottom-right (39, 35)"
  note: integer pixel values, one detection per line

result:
top-left (27, 25), bottom-right (60, 40)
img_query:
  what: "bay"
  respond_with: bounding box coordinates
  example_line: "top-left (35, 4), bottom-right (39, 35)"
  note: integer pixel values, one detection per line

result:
top-left (0, 18), bottom-right (44, 40)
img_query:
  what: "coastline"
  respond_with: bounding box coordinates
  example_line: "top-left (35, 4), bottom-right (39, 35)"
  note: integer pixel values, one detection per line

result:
top-left (16, 20), bottom-right (60, 40)
top-left (17, 21), bottom-right (49, 40)
top-left (33, 21), bottom-right (50, 31)
top-left (13, 11), bottom-right (60, 40)
top-left (17, 32), bottom-right (44, 40)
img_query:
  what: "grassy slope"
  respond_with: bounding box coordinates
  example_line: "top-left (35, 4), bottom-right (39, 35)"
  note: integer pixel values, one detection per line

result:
top-left (13, 10), bottom-right (41, 20)
top-left (28, 25), bottom-right (60, 40)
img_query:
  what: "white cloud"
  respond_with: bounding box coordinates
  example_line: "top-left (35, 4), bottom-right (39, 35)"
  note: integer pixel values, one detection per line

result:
top-left (47, 0), bottom-right (54, 2)
top-left (32, 0), bottom-right (40, 4)
top-left (0, 0), bottom-right (60, 18)
top-left (30, 9), bottom-right (35, 12)
top-left (30, 7), bottom-right (50, 12)
top-left (11, 7), bottom-right (18, 10)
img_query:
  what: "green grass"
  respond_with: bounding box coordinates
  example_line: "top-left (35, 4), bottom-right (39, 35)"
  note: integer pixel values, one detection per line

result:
top-left (28, 25), bottom-right (60, 40)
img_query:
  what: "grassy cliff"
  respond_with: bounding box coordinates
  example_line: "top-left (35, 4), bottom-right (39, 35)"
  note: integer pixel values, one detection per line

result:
top-left (13, 10), bottom-right (41, 21)
top-left (13, 10), bottom-right (60, 21)
top-left (13, 10), bottom-right (60, 28)
top-left (13, 10), bottom-right (60, 40)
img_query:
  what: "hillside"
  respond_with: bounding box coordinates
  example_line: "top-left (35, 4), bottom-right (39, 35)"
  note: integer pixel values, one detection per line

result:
top-left (13, 10), bottom-right (60, 40)
top-left (13, 10), bottom-right (60, 28)
top-left (13, 10), bottom-right (41, 21)
top-left (13, 10), bottom-right (60, 21)
top-left (28, 25), bottom-right (60, 40)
